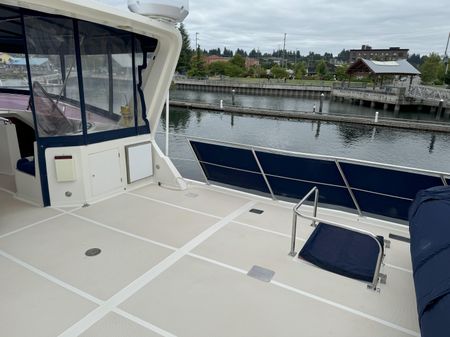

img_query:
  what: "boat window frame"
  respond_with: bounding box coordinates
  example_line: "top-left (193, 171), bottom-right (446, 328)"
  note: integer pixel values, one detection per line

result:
top-left (1, 4), bottom-right (156, 145)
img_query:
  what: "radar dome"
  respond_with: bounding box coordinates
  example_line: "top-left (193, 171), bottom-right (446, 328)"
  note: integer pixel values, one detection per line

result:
top-left (128, 0), bottom-right (189, 23)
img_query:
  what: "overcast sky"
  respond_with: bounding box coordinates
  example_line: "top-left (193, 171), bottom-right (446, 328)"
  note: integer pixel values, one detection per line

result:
top-left (96, 0), bottom-right (449, 56)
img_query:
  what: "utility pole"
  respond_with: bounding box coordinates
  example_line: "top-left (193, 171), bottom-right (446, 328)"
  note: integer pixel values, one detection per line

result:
top-left (444, 32), bottom-right (450, 75)
top-left (283, 33), bottom-right (287, 68)
top-left (195, 32), bottom-right (199, 50)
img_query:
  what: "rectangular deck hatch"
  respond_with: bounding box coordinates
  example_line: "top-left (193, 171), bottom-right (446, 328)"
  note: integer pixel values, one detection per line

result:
top-left (247, 265), bottom-right (275, 282)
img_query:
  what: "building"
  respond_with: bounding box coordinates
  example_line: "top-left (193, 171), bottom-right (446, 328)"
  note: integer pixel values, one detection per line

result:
top-left (347, 58), bottom-right (420, 87)
top-left (261, 57), bottom-right (283, 66)
top-left (204, 55), bottom-right (230, 65)
top-left (245, 57), bottom-right (259, 68)
top-left (349, 45), bottom-right (409, 63)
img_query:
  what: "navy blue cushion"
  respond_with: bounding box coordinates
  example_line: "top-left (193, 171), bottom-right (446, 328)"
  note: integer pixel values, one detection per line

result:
top-left (420, 293), bottom-right (450, 337)
top-left (16, 158), bottom-right (35, 176)
top-left (299, 223), bottom-right (383, 283)
top-left (409, 186), bottom-right (450, 336)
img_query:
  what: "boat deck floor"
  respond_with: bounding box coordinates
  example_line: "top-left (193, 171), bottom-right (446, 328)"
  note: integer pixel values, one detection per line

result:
top-left (0, 180), bottom-right (419, 337)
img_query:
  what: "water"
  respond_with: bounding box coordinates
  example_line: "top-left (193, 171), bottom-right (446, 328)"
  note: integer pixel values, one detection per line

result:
top-left (156, 106), bottom-right (450, 182)
top-left (170, 89), bottom-right (450, 122)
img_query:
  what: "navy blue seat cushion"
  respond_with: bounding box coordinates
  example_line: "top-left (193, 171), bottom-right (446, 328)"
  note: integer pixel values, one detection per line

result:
top-left (16, 158), bottom-right (35, 176)
top-left (299, 223), bottom-right (383, 283)
top-left (409, 186), bottom-right (450, 334)
top-left (420, 293), bottom-right (450, 337)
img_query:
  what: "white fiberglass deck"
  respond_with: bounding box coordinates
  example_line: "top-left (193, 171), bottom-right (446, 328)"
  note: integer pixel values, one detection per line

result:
top-left (0, 180), bottom-right (419, 337)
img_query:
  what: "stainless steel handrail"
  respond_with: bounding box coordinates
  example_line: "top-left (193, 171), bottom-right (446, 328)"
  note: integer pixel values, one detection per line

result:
top-left (289, 187), bottom-right (319, 257)
top-left (289, 186), bottom-right (385, 290)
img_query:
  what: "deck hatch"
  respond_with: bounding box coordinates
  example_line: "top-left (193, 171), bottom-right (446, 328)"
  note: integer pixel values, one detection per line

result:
top-left (247, 265), bottom-right (275, 282)
top-left (85, 248), bottom-right (102, 257)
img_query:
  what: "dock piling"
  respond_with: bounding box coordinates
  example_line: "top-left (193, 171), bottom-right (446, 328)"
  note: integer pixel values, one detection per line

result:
top-left (436, 99), bottom-right (444, 120)
top-left (319, 93), bottom-right (324, 113)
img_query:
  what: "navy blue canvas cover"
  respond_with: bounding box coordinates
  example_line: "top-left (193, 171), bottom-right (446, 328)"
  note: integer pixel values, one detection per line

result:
top-left (299, 223), bottom-right (382, 283)
top-left (16, 158), bottom-right (35, 176)
top-left (420, 293), bottom-right (450, 337)
top-left (409, 186), bottom-right (450, 337)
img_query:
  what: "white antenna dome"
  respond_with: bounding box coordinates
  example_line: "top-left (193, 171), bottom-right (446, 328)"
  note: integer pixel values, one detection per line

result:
top-left (128, 0), bottom-right (189, 24)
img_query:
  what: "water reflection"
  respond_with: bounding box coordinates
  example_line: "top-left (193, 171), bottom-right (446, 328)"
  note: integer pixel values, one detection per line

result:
top-left (337, 124), bottom-right (372, 146)
top-left (429, 135), bottom-right (436, 154)
top-left (162, 106), bottom-right (191, 131)
top-left (315, 121), bottom-right (321, 138)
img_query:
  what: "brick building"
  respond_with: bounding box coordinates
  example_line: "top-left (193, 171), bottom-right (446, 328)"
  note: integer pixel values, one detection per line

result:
top-left (349, 45), bottom-right (409, 63)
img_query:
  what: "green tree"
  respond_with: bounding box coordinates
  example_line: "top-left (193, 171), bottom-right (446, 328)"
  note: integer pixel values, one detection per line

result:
top-left (420, 53), bottom-right (444, 84)
top-left (337, 49), bottom-right (350, 62)
top-left (223, 47), bottom-right (233, 57)
top-left (176, 23), bottom-right (192, 74)
top-left (271, 65), bottom-right (288, 79)
top-left (230, 54), bottom-right (245, 69)
top-left (223, 62), bottom-right (244, 77)
top-left (444, 71), bottom-right (450, 85)
top-left (294, 62), bottom-right (306, 79)
top-left (207, 61), bottom-right (227, 76)
top-left (316, 60), bottom-right (328, 79)
top-left (335, 65), bottom-right (349, 81)
top-left (188, 46), bottom-right (207, 77)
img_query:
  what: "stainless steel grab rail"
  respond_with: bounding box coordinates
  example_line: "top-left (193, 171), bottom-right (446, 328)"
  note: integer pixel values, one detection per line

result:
top-left (289, 186), bottom-right (385, 290)
top-left (289, 187), bottom-right (319, 257)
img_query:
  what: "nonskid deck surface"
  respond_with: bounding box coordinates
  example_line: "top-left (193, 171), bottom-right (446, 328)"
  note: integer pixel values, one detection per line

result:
top-left (0, 182), bottom-right (419, 337)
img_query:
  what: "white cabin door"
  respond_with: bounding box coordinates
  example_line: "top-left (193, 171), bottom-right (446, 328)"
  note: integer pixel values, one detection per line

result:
top-left (88, 148), bottom-right (122, 197)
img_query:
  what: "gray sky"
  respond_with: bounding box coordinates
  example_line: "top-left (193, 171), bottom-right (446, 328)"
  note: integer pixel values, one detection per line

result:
top-left (96, 0), bottom-right (449, 56)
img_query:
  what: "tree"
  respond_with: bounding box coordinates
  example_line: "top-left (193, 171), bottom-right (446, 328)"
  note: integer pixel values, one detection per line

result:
top-left (420, 53), bottom-right (444, 84)
top-left (249, 49), bottom-right (262, 59)
top-left (223, 63), bottom-right (244, 77)
top-left (230, 54), bottom-right (245, 69)
top-left (444, 71), bottom-right (450, 85)
top-left (188, 46), bottom-right (207, 77)
top-left (271, 65), bottom-right (288, 79)
top-left (337, 49), bottom-right (350, 62)
top-left (208, 61), bottom-right (227, 76)
top-left (176, 23), bottom-right (192, 74)
top-left (235, 48), bottom-right (248, 57)
top-left (335, 65), bottom-right (349, 81)
top-left (316, 59), bottom-right (328, 79)
top-left (208, 48), bottom-right (221, 56)
top-left (408, 53), bottom-right (422, 68)
top-left (294, 62), bottom-right (306, 79)
top-left (223, 47), bottom-right (233, 57)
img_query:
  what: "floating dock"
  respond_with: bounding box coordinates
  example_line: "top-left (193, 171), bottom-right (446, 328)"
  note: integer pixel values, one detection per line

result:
top-left (170, 100), bottom-right (450, 133)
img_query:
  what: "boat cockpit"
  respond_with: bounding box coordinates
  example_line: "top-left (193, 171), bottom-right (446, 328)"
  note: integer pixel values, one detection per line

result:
top-left (0, 2), bottom-right (183, 207)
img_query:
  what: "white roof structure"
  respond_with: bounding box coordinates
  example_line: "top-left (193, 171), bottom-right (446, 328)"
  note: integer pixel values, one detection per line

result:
top-left (348, 58), bottom-right (421, 76)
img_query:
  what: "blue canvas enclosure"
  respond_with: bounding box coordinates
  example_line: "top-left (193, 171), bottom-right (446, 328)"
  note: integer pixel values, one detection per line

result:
top-left (190, 139), bottom-right (447, 221)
